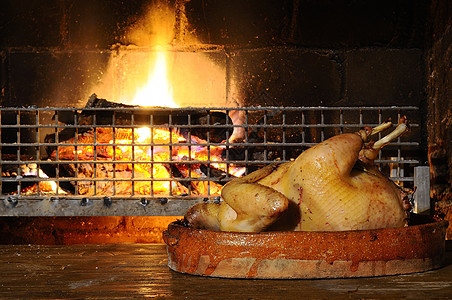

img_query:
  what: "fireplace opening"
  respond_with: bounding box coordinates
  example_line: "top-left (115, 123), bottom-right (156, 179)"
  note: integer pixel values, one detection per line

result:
top-left (0, 98), bottom-right (426, 243)
top-left (0, 0), bottom-right (451, 243)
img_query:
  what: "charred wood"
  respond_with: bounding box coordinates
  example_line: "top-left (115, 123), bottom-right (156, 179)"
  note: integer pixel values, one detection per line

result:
top-left (52, 94), bottom-right (233, 143)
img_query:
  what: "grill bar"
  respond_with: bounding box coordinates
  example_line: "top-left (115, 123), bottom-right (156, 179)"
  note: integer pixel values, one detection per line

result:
top-left (0, 105), bottom-right (423, 216)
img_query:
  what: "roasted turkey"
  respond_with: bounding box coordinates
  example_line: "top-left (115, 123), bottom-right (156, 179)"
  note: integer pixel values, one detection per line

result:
top-left (184, 118), bottom-right (411, 232)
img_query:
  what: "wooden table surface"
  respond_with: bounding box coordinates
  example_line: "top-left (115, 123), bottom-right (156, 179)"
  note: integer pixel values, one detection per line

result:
top-left (0, 242), bottom-right (451, 299)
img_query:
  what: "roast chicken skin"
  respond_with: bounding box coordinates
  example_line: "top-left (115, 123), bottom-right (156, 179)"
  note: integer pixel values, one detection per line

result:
top-left (183, 163), bottom-right (289, 232)
top-left (184, 118), bottom-right (410, 232)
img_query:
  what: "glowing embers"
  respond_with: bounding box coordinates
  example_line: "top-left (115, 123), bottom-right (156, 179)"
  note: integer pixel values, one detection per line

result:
top-left (48, 126), bottom-right (244, 197)
top-left (19, 164), bottom-right (67, 195)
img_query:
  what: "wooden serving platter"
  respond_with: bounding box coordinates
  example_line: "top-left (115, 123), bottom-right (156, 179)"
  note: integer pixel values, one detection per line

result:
top-left (163, 216), bottom-right (448, 279)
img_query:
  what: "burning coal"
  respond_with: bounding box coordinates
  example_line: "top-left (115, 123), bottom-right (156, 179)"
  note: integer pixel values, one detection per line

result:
top-left (12, 96), bottom-right (246, 198)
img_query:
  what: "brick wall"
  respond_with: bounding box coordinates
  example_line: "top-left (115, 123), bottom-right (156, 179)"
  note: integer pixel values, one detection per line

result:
top-left (426, 0), bottom-right (452, 238)
top-left (0, 0), bottom-right (428, 108)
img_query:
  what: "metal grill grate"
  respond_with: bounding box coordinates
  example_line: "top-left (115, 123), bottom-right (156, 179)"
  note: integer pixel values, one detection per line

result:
top-left (0, 106), bottom-right (424, 216)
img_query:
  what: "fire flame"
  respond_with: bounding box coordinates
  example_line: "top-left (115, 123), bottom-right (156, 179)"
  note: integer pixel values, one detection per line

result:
top-left (131, 50), bottom-right (178, 107)
top-left (31, 1), bottom-right (244, 197)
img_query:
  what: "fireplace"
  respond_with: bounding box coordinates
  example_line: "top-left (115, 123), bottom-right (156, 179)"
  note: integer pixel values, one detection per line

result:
top-left (0, 0), bottom-right (451, 243)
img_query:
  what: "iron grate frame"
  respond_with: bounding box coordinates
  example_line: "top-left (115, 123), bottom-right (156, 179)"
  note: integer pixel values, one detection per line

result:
top-left (0, 105), bottom-right (425, 216)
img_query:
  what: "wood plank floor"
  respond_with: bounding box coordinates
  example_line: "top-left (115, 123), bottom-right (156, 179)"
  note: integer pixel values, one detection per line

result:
top-left (0, 242), bottom-right (451, 299)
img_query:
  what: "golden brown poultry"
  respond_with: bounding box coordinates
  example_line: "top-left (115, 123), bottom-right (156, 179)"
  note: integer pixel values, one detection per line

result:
top-left (184, 118), bottom-right (410, 232)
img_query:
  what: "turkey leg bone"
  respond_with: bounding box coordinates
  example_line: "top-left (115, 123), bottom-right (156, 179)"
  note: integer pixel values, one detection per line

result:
top-left (373, 117), bottom-right (408, 149)
top-left (360, 117), bottom-right (408, 163)
top-left (370, 120), bottom-right (393, 136)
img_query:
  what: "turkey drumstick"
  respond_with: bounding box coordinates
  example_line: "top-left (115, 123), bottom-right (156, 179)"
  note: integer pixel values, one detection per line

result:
top-left (184, 163), bottom-right (289, 232)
